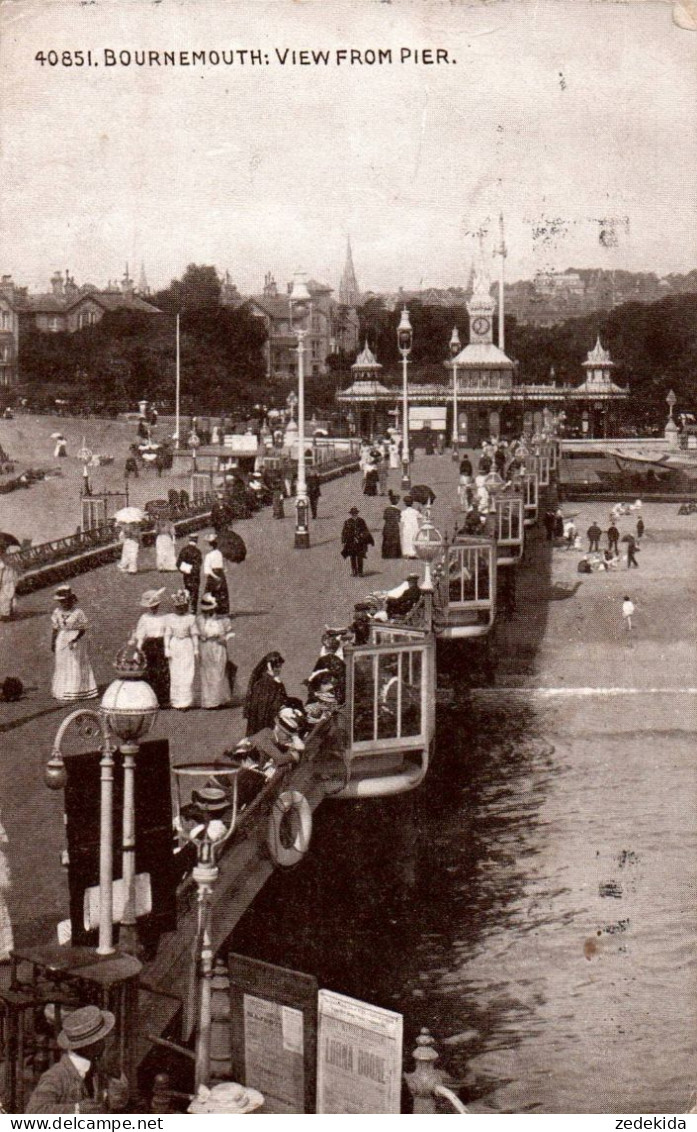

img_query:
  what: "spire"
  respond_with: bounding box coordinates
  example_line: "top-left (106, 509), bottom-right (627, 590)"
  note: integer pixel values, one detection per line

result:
top-left (339, 237), bottom-right (360, 306)
top-left (138, 262), bottom-right (149, 296)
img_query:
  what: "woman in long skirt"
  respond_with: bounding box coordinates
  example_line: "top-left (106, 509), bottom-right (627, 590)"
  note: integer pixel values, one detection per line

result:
top-left (196, 594), bottom-right (236, 708)
top-left (0, 549), bottom-right (21, 620)
top-left (363, 464), bottom-right (379, 497)
top-left (117, 525), bottom-right (140, 574)
top-left (155, 518), bottom-right (177, 572)
top-left (130, 587), bottom-right (170, 707)
top-left (50, 585), bottom-right (98, 702)
top-left (164, 590), bottom-right (200, 709)
top-left (381, 491), bottom-right (402, 559)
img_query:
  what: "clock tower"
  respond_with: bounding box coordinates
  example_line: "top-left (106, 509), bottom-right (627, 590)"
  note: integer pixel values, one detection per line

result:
top-left (466, 268), bottom-right (496, 345)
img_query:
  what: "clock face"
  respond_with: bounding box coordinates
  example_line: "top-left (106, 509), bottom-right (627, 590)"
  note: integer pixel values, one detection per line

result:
top-left (472, 316), bottom-right (491, 337)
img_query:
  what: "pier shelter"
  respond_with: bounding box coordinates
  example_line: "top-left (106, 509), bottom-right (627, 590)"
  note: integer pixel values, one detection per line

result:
top-left (337, 281), bottom-right (628, 444)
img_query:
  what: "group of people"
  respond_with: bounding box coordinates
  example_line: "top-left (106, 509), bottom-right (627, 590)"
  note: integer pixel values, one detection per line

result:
top-left (545, 509), bottom-right (644, 570)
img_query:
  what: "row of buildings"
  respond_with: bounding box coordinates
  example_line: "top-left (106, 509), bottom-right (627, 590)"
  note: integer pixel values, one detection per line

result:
top-left (0, 242), bottom-right (363, 389)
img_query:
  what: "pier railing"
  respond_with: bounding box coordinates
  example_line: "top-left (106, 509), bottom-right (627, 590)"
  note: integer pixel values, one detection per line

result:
top-left (14, 497), bottom-right (216, 595)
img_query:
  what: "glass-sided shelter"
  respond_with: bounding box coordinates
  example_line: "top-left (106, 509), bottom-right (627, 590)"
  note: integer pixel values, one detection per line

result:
top-left (328, 624), bottom-right (436, 799)
top-left (435, 536), bottom-right (497, 639)
top-left (516, 470), bottom-right (539, 526)
top-left (491, 492), bottom-right (524, 566)
top-left (533, 451), bottom-right (551, 487)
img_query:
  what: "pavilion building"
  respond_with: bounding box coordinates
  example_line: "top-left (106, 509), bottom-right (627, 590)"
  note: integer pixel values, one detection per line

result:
top-left (337, 274), bottom-right (628, 443)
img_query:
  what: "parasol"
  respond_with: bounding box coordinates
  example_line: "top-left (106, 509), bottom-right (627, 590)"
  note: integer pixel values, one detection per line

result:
top-left (217, 528), bottom-right (247, 564)
top-left (620, 534), bottom-right (635, 543)
top-left (50, 432), bottom-right (65, 440)
top-left (113, 506), bottom-right (146, 524)
top-left (410, 484), bottom-right (437, 505)
top-left (0, 532), bottom-right (20, 552)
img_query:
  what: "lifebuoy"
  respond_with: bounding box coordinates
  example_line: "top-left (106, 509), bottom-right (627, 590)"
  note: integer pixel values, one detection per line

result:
top-left (267, 790), bottom-right (312, 867)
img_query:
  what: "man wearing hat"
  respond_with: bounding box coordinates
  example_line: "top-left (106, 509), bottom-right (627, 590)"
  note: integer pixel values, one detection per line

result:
top-left (176, 534), bottom-right (202, 612)
top-left (235, 706), bottom-right (305, 772)
top-left (25, 1005), bottom-right (128, 1113)
top-left (385, 572), bottom-right (422, 619)
top-left (340, 506), bottom-right (374, 577)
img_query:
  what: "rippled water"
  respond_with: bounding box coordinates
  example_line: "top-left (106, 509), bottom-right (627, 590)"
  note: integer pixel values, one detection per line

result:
top-left (233, 692), bottom-right (697, 1114)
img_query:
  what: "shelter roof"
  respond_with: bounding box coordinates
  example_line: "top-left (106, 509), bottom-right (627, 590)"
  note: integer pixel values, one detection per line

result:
top-left (352, 341), bottom-right (382, 371)
top-left (450, 342), bottom-right (514, 369)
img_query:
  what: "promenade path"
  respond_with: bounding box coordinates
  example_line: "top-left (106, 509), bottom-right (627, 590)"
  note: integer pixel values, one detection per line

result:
top-left (0, 454), bottom-right (458, 950)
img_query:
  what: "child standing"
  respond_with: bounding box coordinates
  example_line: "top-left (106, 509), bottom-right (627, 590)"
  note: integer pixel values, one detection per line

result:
top-left (622, 595), bottom-right (635, 632)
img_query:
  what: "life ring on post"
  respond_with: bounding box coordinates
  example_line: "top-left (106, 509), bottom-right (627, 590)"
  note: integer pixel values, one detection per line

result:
top-left (267, 790), bottom-right (313, 867)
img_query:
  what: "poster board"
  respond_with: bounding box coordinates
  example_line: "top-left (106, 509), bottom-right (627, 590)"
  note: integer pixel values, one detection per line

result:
top-left (228, 953), bottom-right (318, 1114)
top-left (316, 989), bottom-right (403, 1114)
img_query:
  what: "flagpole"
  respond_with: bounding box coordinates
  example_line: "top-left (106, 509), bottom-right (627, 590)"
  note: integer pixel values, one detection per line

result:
top-left (175, 313), bottom-right (180, 445)
top-left (498, 213), bottom-right (507, 352)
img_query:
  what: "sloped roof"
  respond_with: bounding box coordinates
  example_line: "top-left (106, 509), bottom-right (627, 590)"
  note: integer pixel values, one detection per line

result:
top-left (307, 278), bottom-right (333, 294)
top-left (583, 336), bottom-right (614, 366)
top-left (352, 341), bottom-right (381, 371)
top-left (249, 295), bottom-right (291, 320)
top-left (341, 379), bottom-right (391, 397)
top-left (71, 292), bottom-right (161, 314)
top-left (450, 342), bottom-right (514, 369)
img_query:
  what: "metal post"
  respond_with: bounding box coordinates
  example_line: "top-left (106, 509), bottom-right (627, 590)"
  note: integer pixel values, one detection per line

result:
top-left (119, 742), bottom-right (138, 954)
top-left (97, 742), bottom-right (115, 955)
top-left (452, 361), bottom-right (459, 453)
top-left (209, 961), bottom-right (232, 1082)
top-left (295, 328), bottom-right (310, 548)
top-left (401, 350), bottom-right (410, 490)
top-left (193, 860), bottom-right (218, 1092)
top-left (175, 314), bottom-right (180, 446)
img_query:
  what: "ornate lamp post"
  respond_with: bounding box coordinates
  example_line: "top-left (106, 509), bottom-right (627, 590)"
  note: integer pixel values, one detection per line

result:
top-left (448, 327), bottom-right (461, 459)
top-left (665, 388), bottom-right (679, 448)
top-left (397, 307), bottom-right (413, 491)
top-left (44, 709), bottom-right (117, 956)
top-left (44, 646), bottom-right (157, 957)
top-left (100, 646), bottom-right (159, 954)
top-left (413, 506), bottom-right (444, 631)
top-left (172, 766), bottom-right (243, 1091)
top-left (289, 273), bottom-right (312, 548)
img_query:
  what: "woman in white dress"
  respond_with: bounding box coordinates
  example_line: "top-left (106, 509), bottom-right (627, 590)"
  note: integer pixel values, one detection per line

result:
top-left (164, 590), bottom-right (200, 709)
top-left (117, 524), bottom-right (140, 574)
top-left (155, 518), bottom-right (177, 572)
top-left (196, 594), bottom-right (236, 709)
top-left (0, 548), bottom-right (21, 620)
top-left (399, 497), bottom-right (423, 559)
top-left (50, 585), bottom-right (98, 702)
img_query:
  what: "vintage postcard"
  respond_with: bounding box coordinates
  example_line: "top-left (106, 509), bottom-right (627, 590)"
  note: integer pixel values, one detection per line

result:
top-left (0, 0), bottom-right (695, 1118)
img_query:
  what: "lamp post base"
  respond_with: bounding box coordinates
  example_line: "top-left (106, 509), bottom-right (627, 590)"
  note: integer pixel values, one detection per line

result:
top-left (294, 528), bottom-right (310, 549)
top-left (118, 922), bottom-right (144, 959)
top-left (400, 463), bottom-right (411, 491)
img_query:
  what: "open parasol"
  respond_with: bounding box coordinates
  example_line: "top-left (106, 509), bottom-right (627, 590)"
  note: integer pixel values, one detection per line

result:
top-left (50, 432), bottom-right (66, 440)
top-left (0, 532), bottom-right (20, 552)
top-left (113, 505), bottom-right (146, 525)
top-left (410, 484), bottom-right (437, 505)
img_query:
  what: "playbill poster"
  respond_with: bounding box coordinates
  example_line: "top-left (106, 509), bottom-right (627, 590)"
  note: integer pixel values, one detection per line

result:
top-left (1, 0), bottom-right (697, 1117)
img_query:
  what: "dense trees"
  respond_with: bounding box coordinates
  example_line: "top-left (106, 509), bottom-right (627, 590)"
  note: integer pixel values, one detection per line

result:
top-left (356, 292), bottom-right (697, 424)
top-left (19, 265), bottom-right (269, 411)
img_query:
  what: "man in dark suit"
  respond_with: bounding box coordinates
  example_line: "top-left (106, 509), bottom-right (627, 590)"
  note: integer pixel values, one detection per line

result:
top-left (176, 534), bottom-right (202, 611)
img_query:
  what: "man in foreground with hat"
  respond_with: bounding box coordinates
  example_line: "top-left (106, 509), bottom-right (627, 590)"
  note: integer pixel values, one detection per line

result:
top-left (25, 1005), bottom-right (128, 1113)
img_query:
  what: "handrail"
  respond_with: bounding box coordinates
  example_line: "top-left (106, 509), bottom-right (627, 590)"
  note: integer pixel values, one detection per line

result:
top-left (433, 1084), bottom-right (470, 1113)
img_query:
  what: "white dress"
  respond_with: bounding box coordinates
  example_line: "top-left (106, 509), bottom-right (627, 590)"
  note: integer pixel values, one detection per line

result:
top-left (399, 506), bottom-right (422, 558)
top-left (118, 536), bottom-right (139, 574)
top-left (197, 614), bottom-right (234, 708)
top-left (51, 607), bottom-right (98, 702)
top-left (155, 523), bottom-right (177, 571)
top-left (164, 612), bottom-right (199, 709)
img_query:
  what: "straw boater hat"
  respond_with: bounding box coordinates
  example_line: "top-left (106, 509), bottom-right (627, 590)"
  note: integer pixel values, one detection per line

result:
top-left (187, 534), bottom-right (198, 543)
top-left (57, 1005), bottom-right (115, 1051)
top-left (200, 593), bottom-right (218, 611)
top-left (140, 588), bottom-right (166, 610)
top-left (204, 533), bottom-right (218, 544)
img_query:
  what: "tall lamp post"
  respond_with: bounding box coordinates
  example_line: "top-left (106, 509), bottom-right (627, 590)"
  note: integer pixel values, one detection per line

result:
top-left (448, 327), bottom-right (461, 459)
top-left (100, 646), bottom-right (159, 954)
top-left (398, 307), bottom-right (413, 491)
top-left (289, 273), bottom-right (312, 548)
top-left (44, 646), bottom-right (158, 957)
